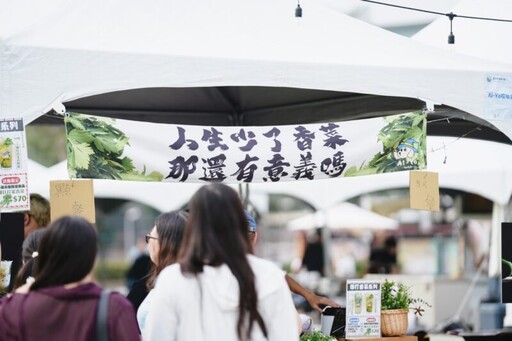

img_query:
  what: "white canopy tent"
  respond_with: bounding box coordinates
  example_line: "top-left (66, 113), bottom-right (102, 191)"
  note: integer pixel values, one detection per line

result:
top-left (413, 0), bottom-right (512, 65)
top-left (319, 0), bottom-right (460, 33)
top-left (1, 0), bottom-right (511, 142)
top-left (414, 4), bottom-right (512, 277)
top-left (286, 202), bottom-right (399, 231)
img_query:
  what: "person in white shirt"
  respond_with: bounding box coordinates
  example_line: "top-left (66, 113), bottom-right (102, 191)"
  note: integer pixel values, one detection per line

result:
top-left (143, 183), bottom-right (299, 340)
top-left (134, 211), bottom-right (187, 333)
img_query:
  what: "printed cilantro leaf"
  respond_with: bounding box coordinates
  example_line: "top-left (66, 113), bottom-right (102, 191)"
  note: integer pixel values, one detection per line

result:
top-left (68, 140), bottom-right (94, 170)
top-left (64, 113), bottom-right (163, 181)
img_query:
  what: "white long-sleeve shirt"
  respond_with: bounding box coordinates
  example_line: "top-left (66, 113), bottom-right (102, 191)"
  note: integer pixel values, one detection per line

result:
top-left (143, 254), bottom-right (299, 341)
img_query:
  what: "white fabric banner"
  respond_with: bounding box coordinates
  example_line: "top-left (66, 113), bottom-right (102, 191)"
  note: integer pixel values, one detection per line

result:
top-left (65, 112), bottom-right (426, 183)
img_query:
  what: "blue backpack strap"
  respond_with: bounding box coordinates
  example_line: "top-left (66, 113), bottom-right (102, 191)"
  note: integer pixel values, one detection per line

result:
top-left (96, 290), bottom-right (111, 341)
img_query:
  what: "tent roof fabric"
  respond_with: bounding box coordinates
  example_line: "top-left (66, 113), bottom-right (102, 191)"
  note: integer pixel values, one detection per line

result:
top-left (54, 87), bottom-right (508, 144)
top-left (413, 0), bottom-right (512, 65)
top-left (1, 0), bottom-right (511, 143)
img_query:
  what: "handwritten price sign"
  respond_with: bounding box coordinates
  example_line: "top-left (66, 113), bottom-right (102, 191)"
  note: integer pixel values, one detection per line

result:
top-left (409, 171), bottom-right (439, 211)
top-left (50, 180), bottom-right (95, 223)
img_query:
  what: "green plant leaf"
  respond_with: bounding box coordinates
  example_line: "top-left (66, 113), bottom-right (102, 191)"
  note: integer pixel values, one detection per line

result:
top-left (300, 330), bottom-right (335, 341)
top-left (65, 114), bottom-right (86, 131)
top-left (120, 170), bottom-right (164, 182)
top-left (381, 279), bottom-right (431, 312)
top-left (68, 129), bottom-right (95, 144)
top-left (65, 112), bottom-right (163, 181)
top-left (68, 140), bottom-right (94, 170)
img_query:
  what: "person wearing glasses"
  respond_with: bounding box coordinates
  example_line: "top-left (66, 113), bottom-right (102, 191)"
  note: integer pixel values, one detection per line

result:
top-left (144, 183), bottom-right (299, 340)
top-left (126, 210), bottom-right (188, 333)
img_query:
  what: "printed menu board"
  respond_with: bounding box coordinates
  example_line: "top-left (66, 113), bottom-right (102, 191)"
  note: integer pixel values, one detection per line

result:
top-left (0, 118), bottom-right (29, 212)
top-left (346, 279), bottom-right (381, 338)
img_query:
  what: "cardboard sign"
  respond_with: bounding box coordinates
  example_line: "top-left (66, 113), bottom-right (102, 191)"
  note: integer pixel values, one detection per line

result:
top-left (50, 180), bottom-right (95, 223)
top-left (409, 171), bottom-right (440, 211)
top-left (345, 279), bottom-right (381, 338)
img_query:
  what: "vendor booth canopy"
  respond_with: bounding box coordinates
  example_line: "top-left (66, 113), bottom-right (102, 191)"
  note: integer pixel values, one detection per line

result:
top-left (413, 0), bottom-right (512, 65)
top-left (286, 202), bottom-right (399, 231)
top-left (27, 136), bottom-right (512, 212)
top-left (1, 0), bottom-right (511, 143)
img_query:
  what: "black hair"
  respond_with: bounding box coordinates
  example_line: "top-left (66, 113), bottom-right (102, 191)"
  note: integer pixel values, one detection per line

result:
top-left (30, 216), bottom-right (98, 290)
top-left (179, 183), bottom-right (267, 339)
top-left (385, 236), bottom-right (397, 249)
top-left (146, 210), bottom-right (187, 290)
top-left (13, 258), bottom-right (37, 289)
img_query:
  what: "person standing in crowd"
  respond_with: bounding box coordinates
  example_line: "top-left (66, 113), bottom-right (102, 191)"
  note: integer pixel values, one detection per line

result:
top-left (302, 228), bottom-right (325, 276)
top-left (368, 235), bottom-right (398, 274)
top-left (23, 193), bottom-right (51, 239)
top-left (0, 216), bottom-right (139, 340)
top-left (125, 235), bottom-right (151, 291)
top-left (21, 228), bottom-right (45, 263)
top-left (144, 183), bottom-right (299, 340)
top-left (13, 217), bottom-right (48, 290)
top-left (13, 229), bottom-right (44, 290)
top-left (4, 194), bottom-right (51, 293)
top-left (246, 211), bottom-right (339, 313)
top-left (127, 210), bottom-right (187, 333)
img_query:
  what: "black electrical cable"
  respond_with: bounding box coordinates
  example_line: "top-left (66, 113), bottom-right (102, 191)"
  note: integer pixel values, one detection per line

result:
top-left (361, 0), bottom-right (512, 23)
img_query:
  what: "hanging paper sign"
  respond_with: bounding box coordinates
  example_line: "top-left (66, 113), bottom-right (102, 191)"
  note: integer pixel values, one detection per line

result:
top-left (484, 74), bottom-right (512, 121)
top-left (0, 118), bottom-right (30, 212)
top-left (409, 171), bottom-right (440, 211)
top-left (64, 111), bottom-right (426, 183)
top-left (346, 279), bottom-right (381, 338)
top-left (50, 179), bottom-right (96, 223)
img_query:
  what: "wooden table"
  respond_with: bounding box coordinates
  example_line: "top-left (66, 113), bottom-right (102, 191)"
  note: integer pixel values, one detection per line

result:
top-left (340, 336), bottom-right (417, 341)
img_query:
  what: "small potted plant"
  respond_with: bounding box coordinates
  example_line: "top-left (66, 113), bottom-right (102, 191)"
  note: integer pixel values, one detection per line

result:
top-left (380, 279), bottom-right (430, 336)
top-left (300, 330), bottom-right (336, 341)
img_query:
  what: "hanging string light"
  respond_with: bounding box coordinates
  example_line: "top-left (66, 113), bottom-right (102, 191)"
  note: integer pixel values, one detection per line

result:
top-left (295, 0), bottom-right (302, 18)
top-left (447, 12), bottom-right (456, 44)
top-left (360, 0), bottom-right (512, 44)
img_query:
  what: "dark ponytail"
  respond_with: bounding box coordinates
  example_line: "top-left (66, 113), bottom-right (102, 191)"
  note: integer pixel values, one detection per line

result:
top-left (179, 184), bottom-right (267, 339)
top-left (30, 216), bottom-right (97, 291)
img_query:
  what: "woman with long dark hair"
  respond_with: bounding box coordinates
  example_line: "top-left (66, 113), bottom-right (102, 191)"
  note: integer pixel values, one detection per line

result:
top-left (129, 211), bottom-right (187, 332)
top-left (0, 216), bottom-right (139, 340)
top-left (144, 183), bottom-right (299, 340)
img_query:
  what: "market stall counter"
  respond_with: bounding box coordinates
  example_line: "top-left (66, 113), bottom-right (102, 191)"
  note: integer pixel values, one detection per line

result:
top-left (340, 336), bottom-right (417, 341)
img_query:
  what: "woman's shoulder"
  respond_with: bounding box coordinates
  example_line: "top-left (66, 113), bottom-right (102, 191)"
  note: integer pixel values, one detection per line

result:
top-left (155, 263), bottom-right (183, 283)
top-left (247, 254), bottom-right (285, 276)
top-left (247, 255), bottom-right (288, 299)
